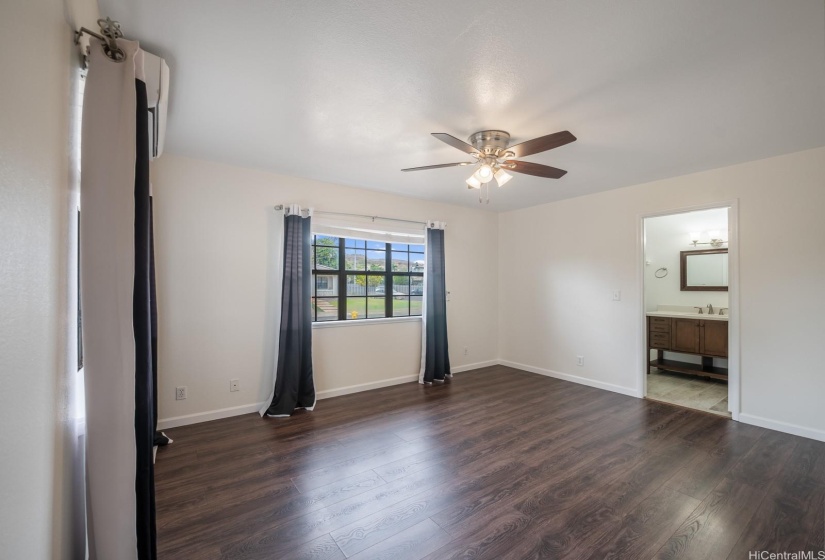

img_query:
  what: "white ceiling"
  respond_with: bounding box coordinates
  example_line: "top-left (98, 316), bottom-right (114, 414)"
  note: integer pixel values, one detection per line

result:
top-left (100, 0), bottom-right (825, 211)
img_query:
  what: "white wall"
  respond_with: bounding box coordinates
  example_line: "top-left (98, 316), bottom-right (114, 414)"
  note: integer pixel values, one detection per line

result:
top-left (0, 0), bottom-right (86, 557)
top-left (499, 146), bottom-right (825, 440)
top-left (644, 208), bottom-right (729, 312)
top-left (151, 154), bottom-right (498, 426)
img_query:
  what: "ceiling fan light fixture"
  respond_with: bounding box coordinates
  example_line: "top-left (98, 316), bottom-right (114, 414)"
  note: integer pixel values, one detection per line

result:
top-left (494, 168), bottom-right (513, 187)
top-left (475, 164), bottom-right (494, 183)
top-left (465, 174), bottom-right (482, 189)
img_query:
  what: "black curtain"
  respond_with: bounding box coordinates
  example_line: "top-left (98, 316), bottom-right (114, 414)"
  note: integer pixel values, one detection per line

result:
top-left (422, 227), bottom-right (451, 384)
top-left (133, 78), bottom-right (157, 559)
top-left (265, 213), bottom-right (315, 417)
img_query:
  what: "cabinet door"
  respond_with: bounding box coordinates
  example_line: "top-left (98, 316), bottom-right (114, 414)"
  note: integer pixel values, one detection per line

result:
top-left (671, 319), bottom-right (700, 353)
top-left (701, 321), bottom-right (728, 357)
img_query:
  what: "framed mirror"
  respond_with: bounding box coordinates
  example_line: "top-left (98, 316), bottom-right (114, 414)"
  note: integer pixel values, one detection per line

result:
top-left (680, 248), bottom-right (728, 291)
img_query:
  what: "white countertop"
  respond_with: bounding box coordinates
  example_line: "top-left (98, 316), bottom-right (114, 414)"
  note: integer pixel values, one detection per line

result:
top-left (646, 305), bottom-right (729, 321)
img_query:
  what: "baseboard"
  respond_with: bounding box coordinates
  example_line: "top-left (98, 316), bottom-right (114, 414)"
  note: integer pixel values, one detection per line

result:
top-left (316, 374), bottom-right (419, 400)
top-left (498, 360), bottom-right (638, 398)
top-left (158, 402), bottom-right (266, 430)
top-left (738, 413), bottom-right (825, 443)
top-left (451, 359), bottom-right (499, 374)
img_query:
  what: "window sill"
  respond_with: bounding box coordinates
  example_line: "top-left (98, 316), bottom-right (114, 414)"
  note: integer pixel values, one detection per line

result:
top-left (312, 316), bottom-right (422, 329)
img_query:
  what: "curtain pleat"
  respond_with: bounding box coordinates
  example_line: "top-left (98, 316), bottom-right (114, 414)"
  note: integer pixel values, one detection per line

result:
top-left (419, 226), bottom-right (451, 384)
top-left (264, 212), bottom-right (316, 417)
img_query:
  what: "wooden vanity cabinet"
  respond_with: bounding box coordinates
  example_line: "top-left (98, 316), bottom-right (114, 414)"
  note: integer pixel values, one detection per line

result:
top-left (647, 316), bottom-right (728, 380)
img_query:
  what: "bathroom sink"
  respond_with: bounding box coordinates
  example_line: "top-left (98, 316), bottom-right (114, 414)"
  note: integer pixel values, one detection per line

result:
top-left (646, 310), bottom-right (728, 320)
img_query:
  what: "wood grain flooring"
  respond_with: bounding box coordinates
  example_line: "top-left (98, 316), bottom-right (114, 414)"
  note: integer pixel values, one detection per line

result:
top-left (155, 366), bottom-right (825, 560)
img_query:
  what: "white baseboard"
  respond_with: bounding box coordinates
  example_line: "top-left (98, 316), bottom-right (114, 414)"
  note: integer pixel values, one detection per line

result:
top-left (316, 374), bottom-right (419, 400)
top-left (498, 360), bottom-right (638, 398)
top-left (158, 402), bottom-right (266, 430)
top-left (738, 413), bottom-right (825, 443)
top-left (451, 359), bottom-right (499, 374)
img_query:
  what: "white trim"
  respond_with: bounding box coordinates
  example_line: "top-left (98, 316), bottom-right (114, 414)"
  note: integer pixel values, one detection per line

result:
top-left (739, 413), bottom-right (825, 443)
top-left (637, 200), bottom-right (741, 420)
top-left (159, 402), bottom-right (267, 430)
top-left (316, 374), bottom-right (419, 399)
top-left (451, 360), bottom-right (498, 373)
top-left (498, 360), bottom-right (638, 397)
top-left (312, 316), bottom-right (421, 329)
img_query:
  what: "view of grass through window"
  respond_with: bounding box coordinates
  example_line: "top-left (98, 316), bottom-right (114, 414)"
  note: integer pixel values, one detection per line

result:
top-left (311, 234), bottom-right (424, 321)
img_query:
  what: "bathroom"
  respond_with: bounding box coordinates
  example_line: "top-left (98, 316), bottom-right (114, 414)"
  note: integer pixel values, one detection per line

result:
top-left (643, 207), bottom-right (730, 416)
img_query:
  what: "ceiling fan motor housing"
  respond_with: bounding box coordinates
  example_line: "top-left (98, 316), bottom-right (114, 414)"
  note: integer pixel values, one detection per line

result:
top-left (468, 130), bottom-right (511, 155)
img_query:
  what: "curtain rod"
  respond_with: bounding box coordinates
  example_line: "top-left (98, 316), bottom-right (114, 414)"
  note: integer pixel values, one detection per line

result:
top-left (75, 18), bottom-right (127, 63)
top-left (273, 206), bottom-right (427, 226)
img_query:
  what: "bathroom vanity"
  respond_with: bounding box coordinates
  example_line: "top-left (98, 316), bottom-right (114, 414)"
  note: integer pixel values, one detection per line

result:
top-left (647, 309), bottom-right (728, 381)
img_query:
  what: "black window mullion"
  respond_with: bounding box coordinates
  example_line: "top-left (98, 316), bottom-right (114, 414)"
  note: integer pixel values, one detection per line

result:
top-left (338, 237), bottom-right (346, 320)
top-left (385, 243), bottom-right (392, 317)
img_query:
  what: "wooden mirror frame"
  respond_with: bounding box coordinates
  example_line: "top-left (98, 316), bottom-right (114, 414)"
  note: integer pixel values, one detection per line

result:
top-left (680, 248), bottom-right (728, 291)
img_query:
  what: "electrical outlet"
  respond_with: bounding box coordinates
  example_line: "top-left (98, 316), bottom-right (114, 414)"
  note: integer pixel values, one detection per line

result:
top-left (576, 356), bottom-right (584, 367)
top-left (230, 379), bottom-right (239, 392)
top-left (463, 346), bottom-right (469, 356)
top-left (175, 386), bottom-right (187, 400)
top-left (612, 289), bottom-right (621, 301)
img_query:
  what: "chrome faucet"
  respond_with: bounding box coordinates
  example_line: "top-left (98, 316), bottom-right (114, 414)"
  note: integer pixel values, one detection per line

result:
top-left (719, 307), bottom-right (728, 316)
top-left (707, 303), bottom-right (714, 315)
top-left (693, 306), bottom-right (703, 314)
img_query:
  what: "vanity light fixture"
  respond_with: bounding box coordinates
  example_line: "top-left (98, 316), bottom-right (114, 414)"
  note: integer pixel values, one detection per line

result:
top-left (689, 230), bottom-right (727, 248)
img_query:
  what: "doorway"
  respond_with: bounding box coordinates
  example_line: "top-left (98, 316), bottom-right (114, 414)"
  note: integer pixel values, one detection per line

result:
top-left (640, 203), bottom-right (739, 418)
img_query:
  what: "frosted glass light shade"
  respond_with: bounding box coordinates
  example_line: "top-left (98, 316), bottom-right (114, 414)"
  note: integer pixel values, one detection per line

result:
top-left (689, 232), bottom-right (701, 244)
top-left (466, 174), bottom-right (481, 189)
top-left (494, 168), bottom-right (512, 187)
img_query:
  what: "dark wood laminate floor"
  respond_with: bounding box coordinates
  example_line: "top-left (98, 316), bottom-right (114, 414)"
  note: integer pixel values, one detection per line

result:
top-left (155, 366), bottom-right (825, 560)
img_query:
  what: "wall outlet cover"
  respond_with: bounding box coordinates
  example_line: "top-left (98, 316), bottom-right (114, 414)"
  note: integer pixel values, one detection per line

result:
top-left (175, 386), bottom-right (187, 400)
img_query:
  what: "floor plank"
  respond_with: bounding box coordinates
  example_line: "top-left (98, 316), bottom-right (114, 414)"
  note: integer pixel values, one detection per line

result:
top-left (152, 366), bottom-right (824, 560)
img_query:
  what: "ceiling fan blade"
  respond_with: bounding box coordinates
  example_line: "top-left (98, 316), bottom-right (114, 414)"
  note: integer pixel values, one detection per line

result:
top-left (401, 162), bottom-right (474, 172)
top-left (504, 160), bottom-right (567, 179)
top-left (507, 131), bottom-right (576, 158)
top-left (431, 133), bottom-right (481, 155)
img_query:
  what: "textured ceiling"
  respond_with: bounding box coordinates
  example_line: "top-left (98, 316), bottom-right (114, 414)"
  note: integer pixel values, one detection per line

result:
top-left (99, 0), bottom-right (825, 211)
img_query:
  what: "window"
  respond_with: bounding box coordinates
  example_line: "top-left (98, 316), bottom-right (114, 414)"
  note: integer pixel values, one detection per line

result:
top-left (311, 235), bottom-right (424, 322)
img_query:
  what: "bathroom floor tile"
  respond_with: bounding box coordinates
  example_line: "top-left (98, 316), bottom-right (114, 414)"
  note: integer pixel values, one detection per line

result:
top-left (647, 368), bottom-right (730, 417)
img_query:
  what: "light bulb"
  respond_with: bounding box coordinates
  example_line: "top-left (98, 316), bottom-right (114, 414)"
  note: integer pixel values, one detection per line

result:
top-left (475, 165), bottom-right (494, 184)
top-left (708, 230), bottom-right (721, 240)
top-left (466, 174), bottom-right (481, 189)
top-left (494, 168), bottom-right (512, 187)
top-left (689, 232), bottom-right (700, 245)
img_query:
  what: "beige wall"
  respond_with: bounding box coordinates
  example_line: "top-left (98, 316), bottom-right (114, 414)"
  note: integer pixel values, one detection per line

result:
top-left (151, 154), bottom-right (499, 426)
top-left (0, 0), bottom-right (87, 557)
top-left (499, 146), bottom-right (825, 440)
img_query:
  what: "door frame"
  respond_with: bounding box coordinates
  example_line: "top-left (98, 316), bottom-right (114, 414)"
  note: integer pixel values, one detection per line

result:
top-left (637, 200), bottom-right (740, 421)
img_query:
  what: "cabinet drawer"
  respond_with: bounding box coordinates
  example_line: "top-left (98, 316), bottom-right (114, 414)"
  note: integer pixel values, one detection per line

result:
top-left (649, 317), bottom-right (671, 332)
top-left (649, 331), bottom-right (671, 349)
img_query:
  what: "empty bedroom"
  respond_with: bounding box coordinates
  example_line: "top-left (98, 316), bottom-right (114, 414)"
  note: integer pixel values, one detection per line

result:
top-left (1, 1), bottom-right (824, 559)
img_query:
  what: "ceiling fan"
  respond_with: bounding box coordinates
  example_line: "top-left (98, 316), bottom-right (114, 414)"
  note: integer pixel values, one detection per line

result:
top-left (402, 129), bottom-right (576, 202)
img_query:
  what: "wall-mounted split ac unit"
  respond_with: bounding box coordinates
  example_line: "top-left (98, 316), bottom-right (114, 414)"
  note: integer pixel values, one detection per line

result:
top-left (142, 51), bottom-right (169, 160)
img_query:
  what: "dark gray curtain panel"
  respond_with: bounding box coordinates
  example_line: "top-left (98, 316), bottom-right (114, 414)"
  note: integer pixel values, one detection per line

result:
top-left (421, 227), bottom-right (451, 384)
top-left (265, 213), bottom-right (316, 417)
top-left (132, 77), bottom-right (157, 560)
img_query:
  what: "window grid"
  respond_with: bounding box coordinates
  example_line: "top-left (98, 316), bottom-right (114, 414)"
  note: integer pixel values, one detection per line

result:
top-left (311, 235), bottom-right (423, 322)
